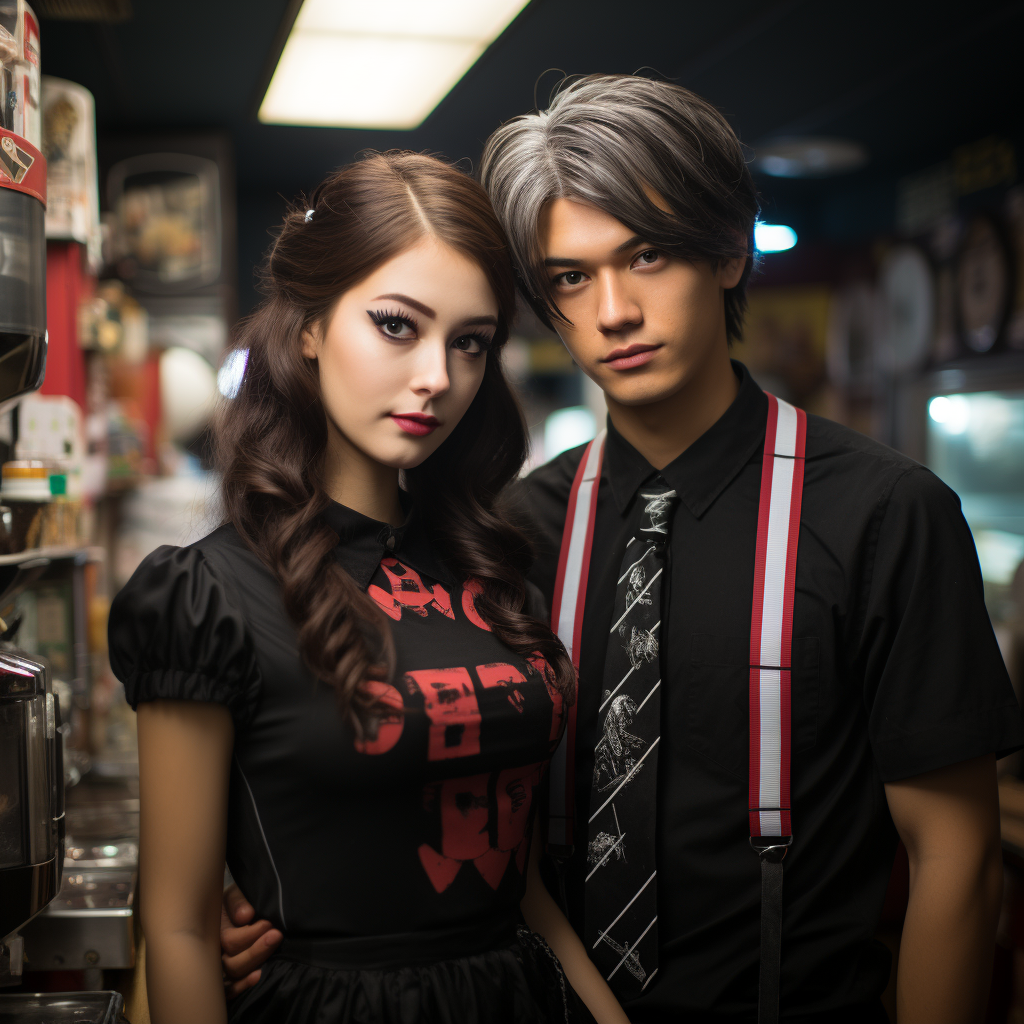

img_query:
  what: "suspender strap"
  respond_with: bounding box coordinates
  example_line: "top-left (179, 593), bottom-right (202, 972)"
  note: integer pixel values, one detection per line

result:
top-left (749, 394), bottom-right (806, 1024)
top-left (547, 430), bottom-right (606, 857)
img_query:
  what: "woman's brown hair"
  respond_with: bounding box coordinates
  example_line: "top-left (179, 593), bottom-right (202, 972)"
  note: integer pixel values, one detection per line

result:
top-left (216, 151), bottom-right (573, 735)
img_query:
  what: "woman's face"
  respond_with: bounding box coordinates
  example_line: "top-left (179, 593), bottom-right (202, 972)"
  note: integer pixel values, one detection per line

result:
top-left (303, 236), bottom-right (498, 470)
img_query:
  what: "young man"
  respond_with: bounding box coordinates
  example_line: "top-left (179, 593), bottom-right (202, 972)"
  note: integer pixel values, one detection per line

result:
top-left (222, 76), bottom-right (1020, 1023)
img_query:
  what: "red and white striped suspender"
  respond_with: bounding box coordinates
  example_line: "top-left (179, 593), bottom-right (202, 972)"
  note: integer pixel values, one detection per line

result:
top-left (545, 396), bottom-right (805, 1022)
top-left (547, 429), bottom-right (606, 853)
top-left (749, 394), bottom-right (807, 843)
top-left (546, 395), bottom-right (806, 852)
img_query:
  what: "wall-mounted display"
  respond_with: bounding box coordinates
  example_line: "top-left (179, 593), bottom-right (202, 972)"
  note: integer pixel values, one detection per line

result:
top-left (826, 282), bottom-right (876, 393)
top-left (106, 152), bottom-right (221, 294)
top-left (955, 213), bottom-right (1014, 355)
top-left (877, 244), bottom-right (935, 374)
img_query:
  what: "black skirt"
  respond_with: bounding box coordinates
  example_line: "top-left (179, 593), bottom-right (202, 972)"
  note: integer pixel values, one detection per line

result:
top-left (227, 916), bottom-right (597, 1024)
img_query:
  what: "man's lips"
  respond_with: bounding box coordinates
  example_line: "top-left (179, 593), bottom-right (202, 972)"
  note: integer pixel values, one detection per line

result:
top-left (601, 343), bottom-right (662, 370)
top-left (391, 413), bottom-right (440, 437)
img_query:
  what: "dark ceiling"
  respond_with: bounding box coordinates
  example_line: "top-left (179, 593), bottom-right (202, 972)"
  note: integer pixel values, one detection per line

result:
top-left (38, 0), bottom-right (1024, 312)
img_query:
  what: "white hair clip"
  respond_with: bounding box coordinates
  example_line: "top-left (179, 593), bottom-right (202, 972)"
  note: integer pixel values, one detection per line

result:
top-left (304, 209), bottom-right (315, 222)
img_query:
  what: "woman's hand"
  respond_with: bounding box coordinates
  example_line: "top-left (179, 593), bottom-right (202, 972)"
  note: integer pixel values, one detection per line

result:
top-left (220, 884), bottom-right (283, 997)
top-left (521, 835), bottom-right (631, 1024)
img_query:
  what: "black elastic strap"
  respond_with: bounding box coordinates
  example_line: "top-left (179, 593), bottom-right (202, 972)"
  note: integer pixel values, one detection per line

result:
top-left (757, 850), bottom-right (785, 1024)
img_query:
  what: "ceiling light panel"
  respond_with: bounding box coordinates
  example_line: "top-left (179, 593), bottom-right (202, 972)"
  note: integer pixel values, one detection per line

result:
top-left (260, 0), bottom-right (530, 130)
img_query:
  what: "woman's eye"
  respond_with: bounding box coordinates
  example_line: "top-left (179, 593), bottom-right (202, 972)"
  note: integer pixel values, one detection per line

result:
top-left (452, 335), bottom-right (490, 355)
top-left (368, 310), bottom-right (416, 339)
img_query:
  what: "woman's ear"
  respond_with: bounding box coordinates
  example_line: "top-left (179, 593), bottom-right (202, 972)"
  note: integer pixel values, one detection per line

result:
top-left (300, 328), bottom-right (319, 360)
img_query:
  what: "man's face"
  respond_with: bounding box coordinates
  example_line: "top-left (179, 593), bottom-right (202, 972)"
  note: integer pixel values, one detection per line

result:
top-left (537, 198), bottom-right (745, 408)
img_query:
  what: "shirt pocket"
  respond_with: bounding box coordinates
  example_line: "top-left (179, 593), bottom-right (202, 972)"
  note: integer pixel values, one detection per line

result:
top-left (686, 633), bottom-right (819, 780)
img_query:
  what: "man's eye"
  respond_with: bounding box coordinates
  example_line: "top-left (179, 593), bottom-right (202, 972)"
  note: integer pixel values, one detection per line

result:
top-left (558, 271), bottom-right (585, 286)
top-left (636, 249), bottom-right (660, 265)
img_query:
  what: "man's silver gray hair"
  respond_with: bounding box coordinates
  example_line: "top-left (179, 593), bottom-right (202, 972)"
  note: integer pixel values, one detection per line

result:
top-left (479, 74), bottom-right (758, 340)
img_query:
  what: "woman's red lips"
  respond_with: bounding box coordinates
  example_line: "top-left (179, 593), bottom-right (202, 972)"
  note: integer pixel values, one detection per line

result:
top-left (391, 413), bottom-right (440, 436)
top-left (601, 343), bottom-right (662, 370)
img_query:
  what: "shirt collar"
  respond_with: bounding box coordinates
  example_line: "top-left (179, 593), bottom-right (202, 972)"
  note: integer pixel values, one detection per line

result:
top-left (605, 360), bottom-right (769, 519)
top-left (321, 498), bottom-right (456, 591)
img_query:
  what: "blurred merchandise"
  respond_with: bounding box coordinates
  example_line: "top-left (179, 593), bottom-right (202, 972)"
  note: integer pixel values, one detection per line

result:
top-left (0, 459), bottom-right (48, 551)
top-left (0, 1), bottom-right (40, 148)
top-left (40, 76), bottom-right (100, 270)
top-left (103, 400), bottom-right (146, 483)
top-left (78, 279), bottom-right (147, 359)
top-left (112, 469), bottom-right (219, 587)
top-left (15, 392), bottom-right (84, 491)
top-left (158, 344), bottom-right (215, 444)
top-left (733, 286), bottom-right (829, 407)
top-left (107, 152), bottom-right (220, 293)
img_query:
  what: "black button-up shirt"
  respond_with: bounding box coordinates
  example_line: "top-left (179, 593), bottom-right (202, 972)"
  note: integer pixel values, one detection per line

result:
top-left (516, 361), bottom-right (1022, 1022)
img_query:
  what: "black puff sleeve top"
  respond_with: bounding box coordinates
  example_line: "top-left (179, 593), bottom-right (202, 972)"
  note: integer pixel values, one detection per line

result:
top-left (108, 501), bottom-right (566, 940)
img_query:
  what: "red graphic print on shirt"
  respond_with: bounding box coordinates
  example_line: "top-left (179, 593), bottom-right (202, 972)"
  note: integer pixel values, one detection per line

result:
top-left (417, 761), bottom-right (544, 893)
top-left (528, 653), bottom-right (565, 746)
top-left (368, 558), bottom-right (454, 621)
top-left (477, 662), bottom-right (528, 714)
top-left (404, 666), bottom-right (482, 760)
top-left (461, 579), bottom-right (491, 632)
top-left (353, 680), bottom-right (404, 755)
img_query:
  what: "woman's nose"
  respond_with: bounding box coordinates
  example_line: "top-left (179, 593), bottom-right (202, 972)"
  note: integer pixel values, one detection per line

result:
top-left (410, 341), bottom-right (450, 398)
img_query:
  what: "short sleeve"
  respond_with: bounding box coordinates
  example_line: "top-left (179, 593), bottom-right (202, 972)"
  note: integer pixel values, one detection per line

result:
top-left (859, 467), bottom-right (1023, 780)
top-left (108, 545), bottom-right (262, 729)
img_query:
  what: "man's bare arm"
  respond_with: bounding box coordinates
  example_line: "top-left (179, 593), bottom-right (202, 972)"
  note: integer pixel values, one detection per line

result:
top-left (885, 753), bottom-right (1003, 1024)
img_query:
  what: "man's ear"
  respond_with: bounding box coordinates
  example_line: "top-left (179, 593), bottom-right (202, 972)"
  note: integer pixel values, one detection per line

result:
top-left (300, 328), bottom-right (319, 360)
top-left (719, 255), bottom-right (748, 290)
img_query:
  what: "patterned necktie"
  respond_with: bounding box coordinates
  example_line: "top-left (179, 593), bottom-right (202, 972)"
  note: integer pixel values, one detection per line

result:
top-left (584, 478), bottom-right (677, 999)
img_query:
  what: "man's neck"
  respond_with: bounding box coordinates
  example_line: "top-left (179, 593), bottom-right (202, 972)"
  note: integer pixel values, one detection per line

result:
top-left (605, 346), bottom-right (738, 471)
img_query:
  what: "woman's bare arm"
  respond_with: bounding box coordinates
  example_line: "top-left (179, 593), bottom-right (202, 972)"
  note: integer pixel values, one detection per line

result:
top-left (138, 700), bottom-right (234, 1024)
top-left (521, 835), bottom-right (630, 1024)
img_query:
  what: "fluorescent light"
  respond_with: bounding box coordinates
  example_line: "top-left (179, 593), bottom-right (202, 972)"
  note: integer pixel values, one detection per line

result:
top-left (754, 222), bottom-right (797, 253)
top-left (218, 348), bottom-right (248, 400)
top-left (260, 0), bottom-right (529, 130)
top-left (544, 406), bottom-right (596, 461)
top-left (928, 395), bottom-right (969, 434)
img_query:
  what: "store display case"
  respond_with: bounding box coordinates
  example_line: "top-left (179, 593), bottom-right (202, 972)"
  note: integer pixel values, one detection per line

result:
top-left (925, 359), bottom-right (1024, 628)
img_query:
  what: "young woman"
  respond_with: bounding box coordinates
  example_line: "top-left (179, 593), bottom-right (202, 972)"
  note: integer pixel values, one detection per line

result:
top-left (107, 152), bottom-right (629, 1024)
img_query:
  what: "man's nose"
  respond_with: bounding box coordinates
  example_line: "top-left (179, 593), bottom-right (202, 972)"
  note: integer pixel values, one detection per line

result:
top-left (595, 270), bottom-right (642, 333)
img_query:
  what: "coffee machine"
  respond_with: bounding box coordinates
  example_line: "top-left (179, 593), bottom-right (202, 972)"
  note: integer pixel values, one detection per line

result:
top-left (0, 0), bottom-right (59, 985)
top-left (0, 0), bottom-right (48, 417)
top-left (0, 561), bottom-right (64, 983)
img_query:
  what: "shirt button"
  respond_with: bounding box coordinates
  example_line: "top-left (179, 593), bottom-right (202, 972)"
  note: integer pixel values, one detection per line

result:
top-left (385, 534), bottom-right (396, 551)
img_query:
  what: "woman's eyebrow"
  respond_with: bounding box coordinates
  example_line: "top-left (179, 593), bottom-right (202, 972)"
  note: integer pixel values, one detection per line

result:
top-left (460, 315), bottom-right (498, 328)
top-left (373, 293), bottom-right (436, 318)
